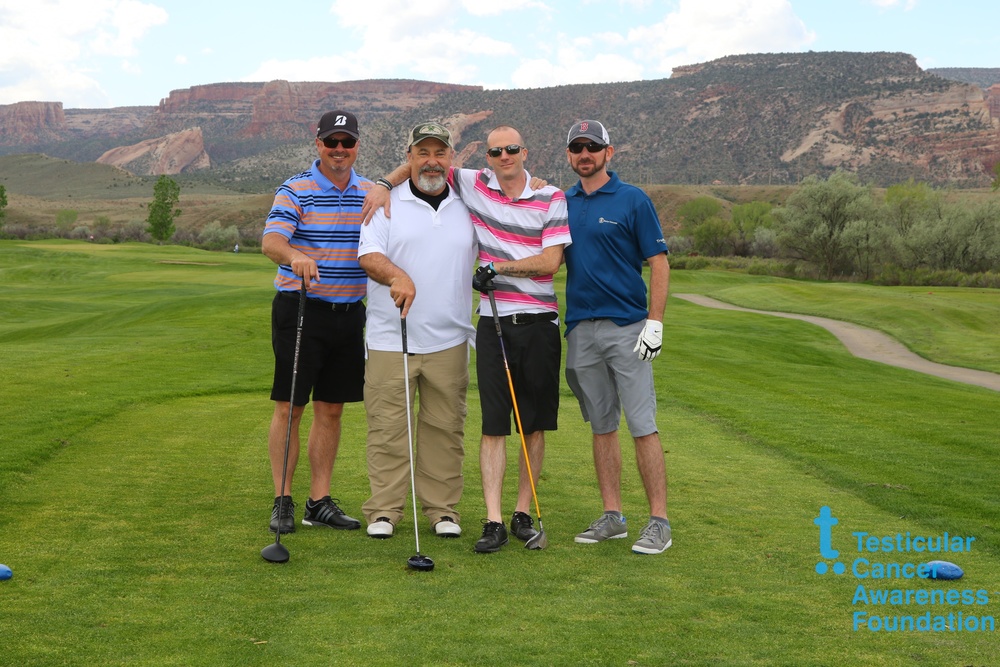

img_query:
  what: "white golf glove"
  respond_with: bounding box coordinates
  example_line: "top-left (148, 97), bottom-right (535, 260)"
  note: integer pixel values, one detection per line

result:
top-left (634, 320), bottom-right (663, 361)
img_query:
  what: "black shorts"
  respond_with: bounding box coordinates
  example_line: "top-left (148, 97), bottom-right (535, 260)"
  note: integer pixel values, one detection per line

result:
top-left (476, 314), bottom-right (561, 436)
top-left (270, 291), bottom-right (365, 406)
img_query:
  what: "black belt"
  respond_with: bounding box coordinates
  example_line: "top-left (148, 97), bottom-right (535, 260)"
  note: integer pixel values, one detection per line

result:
top-left (279, 291), bottom-right (363, 312)
top-left (498, 312), bottom-right (557, 325)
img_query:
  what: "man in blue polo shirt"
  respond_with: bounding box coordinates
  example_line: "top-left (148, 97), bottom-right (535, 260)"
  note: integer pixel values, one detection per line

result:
top-left (261, 110), bottom-right (373, 535)
top-left (562, 119), bottom-right (673, 555)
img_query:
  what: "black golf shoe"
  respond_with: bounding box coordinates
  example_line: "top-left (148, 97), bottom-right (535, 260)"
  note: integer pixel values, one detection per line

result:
top-left (510, 511), bottom-right (539, 541)
top-left (269, 496), bottom-right (296, 534)
top-left (474, 520), bottom-right (509, 553)
top-left (302, 496), bottom-right (361, 530)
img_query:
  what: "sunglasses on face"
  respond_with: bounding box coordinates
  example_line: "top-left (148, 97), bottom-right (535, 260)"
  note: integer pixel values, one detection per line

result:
top-left (321, 136), bottom-right (358, 149)
top-left (486, 144), bottom-right (523, 158)
top-left (568, 142), bottom-right (607, 154)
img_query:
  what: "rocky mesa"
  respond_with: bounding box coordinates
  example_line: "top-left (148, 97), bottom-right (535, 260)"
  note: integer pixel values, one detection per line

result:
top-left (1, 54), bottom-right (998, 188)
top-left (96, 128), bottom-right (211, 175)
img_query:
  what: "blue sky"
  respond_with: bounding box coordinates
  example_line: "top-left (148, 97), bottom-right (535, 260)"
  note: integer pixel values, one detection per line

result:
top-left (1, 0), bottom-right (997, 109)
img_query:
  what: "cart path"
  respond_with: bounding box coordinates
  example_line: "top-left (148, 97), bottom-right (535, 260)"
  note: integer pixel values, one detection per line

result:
top-left (674, 294), bottom-right (1000, 392)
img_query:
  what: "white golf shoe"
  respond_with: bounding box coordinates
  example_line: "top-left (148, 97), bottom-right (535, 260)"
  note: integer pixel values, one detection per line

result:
top-left (367, 517), bottom-right (394, 539)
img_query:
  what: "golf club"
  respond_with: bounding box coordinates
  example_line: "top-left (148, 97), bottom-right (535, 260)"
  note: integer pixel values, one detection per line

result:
top-left (486, 290), bottom-right (549, 550)
top-left (261, 277), bottom-right (307, 564)
top-left (401, 314), bottom-right (434, 572)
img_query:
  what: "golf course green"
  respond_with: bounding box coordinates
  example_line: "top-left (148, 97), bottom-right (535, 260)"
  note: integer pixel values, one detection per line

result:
top-left (1, 240), bottom-right (998, 666)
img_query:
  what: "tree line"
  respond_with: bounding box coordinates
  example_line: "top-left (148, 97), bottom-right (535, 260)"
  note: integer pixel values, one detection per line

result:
top-left (669, 171), bottom-right (1000, 287)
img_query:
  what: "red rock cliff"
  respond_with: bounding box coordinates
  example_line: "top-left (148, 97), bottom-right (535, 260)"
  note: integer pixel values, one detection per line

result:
top-left (0, 101), bottom-right (66, 143)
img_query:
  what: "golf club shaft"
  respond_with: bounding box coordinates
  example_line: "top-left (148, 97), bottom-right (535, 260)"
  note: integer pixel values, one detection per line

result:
top-left (275, 277), bottom-right (307, 544)
top-left (487, 291), bottom-right (543, 522)
top-left (401, 315), bottom-right (421, 555)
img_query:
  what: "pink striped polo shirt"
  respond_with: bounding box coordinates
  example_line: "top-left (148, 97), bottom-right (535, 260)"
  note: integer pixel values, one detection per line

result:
top-left (450, 167), bottom-right (571, 317)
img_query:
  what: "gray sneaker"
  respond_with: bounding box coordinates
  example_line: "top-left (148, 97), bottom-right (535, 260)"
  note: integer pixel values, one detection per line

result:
top-left (574, 512), bottom-right (627, 544)
top-left (632, 520), bottom-right (672, 554)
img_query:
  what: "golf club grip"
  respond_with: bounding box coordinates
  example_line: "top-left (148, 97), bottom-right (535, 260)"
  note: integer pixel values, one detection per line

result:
top-left (289, 278), bottom-right (307, 399)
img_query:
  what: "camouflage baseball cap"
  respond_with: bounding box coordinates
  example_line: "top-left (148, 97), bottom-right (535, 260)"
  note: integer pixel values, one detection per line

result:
top-left (408, 121), bottom-right (453, 148)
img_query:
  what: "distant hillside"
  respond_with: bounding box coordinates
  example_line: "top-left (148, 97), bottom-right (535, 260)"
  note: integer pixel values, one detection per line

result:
top-left (928, 68), bottom-right (1000, 89)
top-left (1, 52), bottom-right (998, 190)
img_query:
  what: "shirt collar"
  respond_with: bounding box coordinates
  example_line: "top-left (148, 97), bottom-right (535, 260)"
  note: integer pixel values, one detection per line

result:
top-left (311, 159), bottom-right (361, 193)
top-left (485, 168), bottom-right (534, 200)
top-left (567, 170), bottom-right (621, 197)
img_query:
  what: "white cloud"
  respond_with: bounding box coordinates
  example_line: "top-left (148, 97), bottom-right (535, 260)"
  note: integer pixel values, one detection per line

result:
top-left (511, 42), bottom-right (645, 88)
top-left (90, 0), bottom-right (167, 57)
top-left (0, 0), bottom-right (167, 105)
top-left (458, 0), bottom-right (547, 17)
top-left (247, 0), bottom-right (516, 85)
top-left (627, 0), bottom-right (817, 76)
top-left (509, 0), bottom-right (816, 87)
top-left (867, 0), bottom-right (917, 9)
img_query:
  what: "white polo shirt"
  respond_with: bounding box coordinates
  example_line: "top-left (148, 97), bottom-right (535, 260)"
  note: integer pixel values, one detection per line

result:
top-left (359, 182), bottom-right (477, 354)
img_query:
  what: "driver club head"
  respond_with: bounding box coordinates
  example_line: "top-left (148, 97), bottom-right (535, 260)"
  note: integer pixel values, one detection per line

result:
top-left (407, 554), bottom-right (435, 572)
top-left (261, 542), bottom-right (290, 564)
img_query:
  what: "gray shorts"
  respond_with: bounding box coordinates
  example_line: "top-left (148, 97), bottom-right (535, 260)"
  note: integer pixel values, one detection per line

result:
top-left (565, 319), bottom-right (659, 437)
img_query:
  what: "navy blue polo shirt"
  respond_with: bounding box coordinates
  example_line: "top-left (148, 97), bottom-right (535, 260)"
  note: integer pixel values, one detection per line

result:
top-left (563, 172), bottom-right (668, 335)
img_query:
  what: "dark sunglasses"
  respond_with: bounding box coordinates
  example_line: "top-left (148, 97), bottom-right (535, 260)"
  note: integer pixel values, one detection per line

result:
top-left (486, 144), bottom-right (523, 158)
top-left (321, 136), bottom-right (358, 149)
top-left (568, 142), bottom-right (607, 154)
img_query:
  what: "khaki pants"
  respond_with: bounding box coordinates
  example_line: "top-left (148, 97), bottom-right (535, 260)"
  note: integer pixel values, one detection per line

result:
top-left (362, 343), bottom-right (469, 526)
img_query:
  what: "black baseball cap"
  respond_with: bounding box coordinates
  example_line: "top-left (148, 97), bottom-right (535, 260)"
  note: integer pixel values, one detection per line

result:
top-left (317, 111), bottom-right (360, 139)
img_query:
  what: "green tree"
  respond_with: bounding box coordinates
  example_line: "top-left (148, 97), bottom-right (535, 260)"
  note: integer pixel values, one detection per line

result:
top-left (198, 220), bottom-right (240, 251)
top-left (883, 180), bottom-right (944, 270)
top-left (692, 216), bottom-right (735, 256)
top-left (730, 201), bottom-right (773, 256)
top-left (55, 209), bottom-right (79, 234)
top-left (147, 176), bottom-right (181, 243)
top-left (992, 162), bottom-right (1000, 192)
top-left (883, 179), bottom-right (942, 234)
top-left (772, 171), bottom-right (876, 279)
top-left (0, 184), bottom-right (8, 229)
top-left (677, 196), bottom-right (724, 234)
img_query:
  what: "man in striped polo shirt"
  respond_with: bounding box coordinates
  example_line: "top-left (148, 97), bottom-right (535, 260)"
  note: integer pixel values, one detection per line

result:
top-left (261, 110), bottom-right (372, 536)
top-left (364, 125), bottom-right (571, 554)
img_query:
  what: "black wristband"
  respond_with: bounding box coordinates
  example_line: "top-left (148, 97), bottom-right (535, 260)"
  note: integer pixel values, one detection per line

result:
top-left (376, 178), bottom-right (393, 190)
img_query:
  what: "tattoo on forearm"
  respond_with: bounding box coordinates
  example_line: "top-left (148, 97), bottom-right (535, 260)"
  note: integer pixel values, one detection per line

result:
top-left (501, 265), bottom-right (541, 278)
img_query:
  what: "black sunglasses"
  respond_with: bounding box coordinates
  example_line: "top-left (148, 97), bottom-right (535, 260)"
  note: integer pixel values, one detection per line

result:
top-left (568, 142), bottom-right (607, 154)
top-left (486, 144), bottom-right (523, 158)
top-left (321, 136), bottom-right (358, 149)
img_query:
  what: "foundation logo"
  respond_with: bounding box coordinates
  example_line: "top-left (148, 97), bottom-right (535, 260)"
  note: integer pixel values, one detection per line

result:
top-left (811, 506), bottom-right (995, 633)
top-left (814, 506), bottom-right (845, 575)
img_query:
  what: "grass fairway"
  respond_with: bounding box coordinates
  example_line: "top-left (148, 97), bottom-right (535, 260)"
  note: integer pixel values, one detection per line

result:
top-left (1, 240), bottom-right (998, 666)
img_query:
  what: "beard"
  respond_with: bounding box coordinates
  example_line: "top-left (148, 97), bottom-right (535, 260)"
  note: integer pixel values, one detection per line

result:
top-left (417, 167), bottom-right (447, 193)
top-left (571, 152), bottom-right (607, 178)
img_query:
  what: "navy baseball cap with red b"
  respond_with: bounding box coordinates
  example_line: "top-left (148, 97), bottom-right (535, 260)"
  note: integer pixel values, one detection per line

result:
top-left (567, 120), bottom-right (610, 146)
top-left (317, 111), bottom-right (359, 139)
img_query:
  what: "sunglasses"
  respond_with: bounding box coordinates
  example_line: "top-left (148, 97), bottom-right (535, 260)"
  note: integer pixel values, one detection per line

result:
top-left (321, 136), bottom-right (358, 149)
top-left (568, 142), bottom-right (607, 154)
top-left (486, 144), bottom-right (523, 158)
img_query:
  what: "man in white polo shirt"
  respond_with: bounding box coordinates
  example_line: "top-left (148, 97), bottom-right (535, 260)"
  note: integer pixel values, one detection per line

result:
top-left (357, 121), bottom-right (478, 540)
top-left (365, 125), bottom-right (571, 553)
